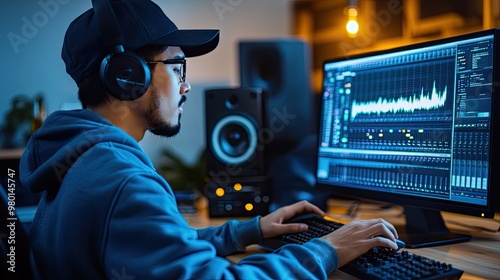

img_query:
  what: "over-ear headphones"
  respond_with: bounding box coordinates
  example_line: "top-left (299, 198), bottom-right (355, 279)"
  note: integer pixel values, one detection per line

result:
top-left (92, 0), bottom-right (151, 101)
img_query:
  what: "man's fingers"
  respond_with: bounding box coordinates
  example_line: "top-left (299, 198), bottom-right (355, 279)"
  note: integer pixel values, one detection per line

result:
top-left (353, 218), bottom-right (399, 240)
top-left (355, 220), bottom-right (399, 250)
top-left (282, 200), bottom-right (325, 221)
top-left (373, 236), bottom-right (399, 250)
top-left (272, 223), bottom-right (309, 236)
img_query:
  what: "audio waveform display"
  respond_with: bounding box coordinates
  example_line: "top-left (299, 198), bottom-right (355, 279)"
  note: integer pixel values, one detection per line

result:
top-left (351, 82), bottom-right (447, 120)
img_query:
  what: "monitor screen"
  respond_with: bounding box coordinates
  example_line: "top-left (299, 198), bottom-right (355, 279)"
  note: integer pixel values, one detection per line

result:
top-left (316, 29), bottom-right (500, 248)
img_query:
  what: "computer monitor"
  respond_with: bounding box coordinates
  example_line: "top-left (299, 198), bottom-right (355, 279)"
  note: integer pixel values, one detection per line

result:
top-left (316, 29), bottom-right (500, 248)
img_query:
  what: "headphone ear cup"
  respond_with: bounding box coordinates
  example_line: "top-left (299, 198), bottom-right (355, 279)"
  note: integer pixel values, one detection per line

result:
top-left (100, 51), bottom-right (151, 101)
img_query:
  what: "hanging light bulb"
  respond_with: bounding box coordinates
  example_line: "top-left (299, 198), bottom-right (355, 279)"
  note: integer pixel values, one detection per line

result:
top-left (346, 1), bottom-right (359, 37)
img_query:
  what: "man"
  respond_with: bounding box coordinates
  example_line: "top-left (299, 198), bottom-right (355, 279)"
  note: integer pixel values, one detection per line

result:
top-left (20, 0), bottom-right (399, 279)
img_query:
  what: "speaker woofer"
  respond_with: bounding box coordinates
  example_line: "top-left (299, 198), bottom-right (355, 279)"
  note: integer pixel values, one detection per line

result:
top-left (210, 115), bottom-right (258, 166)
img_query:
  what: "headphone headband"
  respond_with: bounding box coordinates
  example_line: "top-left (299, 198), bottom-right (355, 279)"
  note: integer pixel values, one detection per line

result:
top-left (91, 0), bottom-right (126, 53)
top-left (92, 0), bottom-right (151, 101)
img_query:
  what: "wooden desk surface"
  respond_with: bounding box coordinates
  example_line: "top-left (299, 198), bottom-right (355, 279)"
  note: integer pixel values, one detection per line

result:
top-left (185, 199), bottom-right (500, 280)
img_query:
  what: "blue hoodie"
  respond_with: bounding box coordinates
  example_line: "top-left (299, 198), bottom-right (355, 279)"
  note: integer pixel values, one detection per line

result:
top-left (20, 109), bottom-right (338, 279)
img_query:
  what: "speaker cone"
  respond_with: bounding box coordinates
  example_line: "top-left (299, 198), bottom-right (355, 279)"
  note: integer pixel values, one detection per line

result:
top-left (211, 115), bottom-right (257, 165)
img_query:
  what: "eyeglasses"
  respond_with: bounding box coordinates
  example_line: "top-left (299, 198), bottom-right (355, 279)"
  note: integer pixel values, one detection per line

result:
top-left (147, 58), bottom-right (186, 84)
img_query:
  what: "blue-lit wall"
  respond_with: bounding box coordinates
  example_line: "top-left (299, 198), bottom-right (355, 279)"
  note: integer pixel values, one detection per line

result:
top-left (0, 0), bottom-right (292, 165)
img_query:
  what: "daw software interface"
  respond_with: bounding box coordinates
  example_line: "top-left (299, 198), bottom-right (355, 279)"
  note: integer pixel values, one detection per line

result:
top-left (316, 31), bottom-right (495, 213)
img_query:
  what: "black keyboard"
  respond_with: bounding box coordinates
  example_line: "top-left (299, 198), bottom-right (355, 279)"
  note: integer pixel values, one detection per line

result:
top-left (259, 214), bottom-right (464, 280)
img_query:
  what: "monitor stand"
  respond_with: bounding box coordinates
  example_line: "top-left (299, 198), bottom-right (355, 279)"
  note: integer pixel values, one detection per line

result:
top-left (397, 206), bottom-right (471, 249)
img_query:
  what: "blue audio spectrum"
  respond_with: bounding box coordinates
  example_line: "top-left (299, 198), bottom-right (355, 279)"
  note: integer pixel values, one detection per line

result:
top-left (318, 35), bottom-right (493, 205)
top-left (350, 81), bottom-right (448, 121)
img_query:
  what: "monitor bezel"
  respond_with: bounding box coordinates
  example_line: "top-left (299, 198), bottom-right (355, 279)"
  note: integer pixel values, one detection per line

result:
top-left (315, 28), bottom-right (500, 219)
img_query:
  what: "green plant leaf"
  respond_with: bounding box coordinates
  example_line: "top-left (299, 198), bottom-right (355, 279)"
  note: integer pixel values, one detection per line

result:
top-left (156, 148), bottom-right (207, 193)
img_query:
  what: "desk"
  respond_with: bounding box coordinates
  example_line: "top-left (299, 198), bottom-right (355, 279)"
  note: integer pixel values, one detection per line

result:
top-left (185, 199), bottom-right (500, 280)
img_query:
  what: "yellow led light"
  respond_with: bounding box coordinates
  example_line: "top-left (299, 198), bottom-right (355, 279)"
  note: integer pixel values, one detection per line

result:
top-left (245, 203), bottom-right (254, 211)
top-left (215, 187), bottom-right (225, 197)
top-left (234, 183), bottom-right (242, 191)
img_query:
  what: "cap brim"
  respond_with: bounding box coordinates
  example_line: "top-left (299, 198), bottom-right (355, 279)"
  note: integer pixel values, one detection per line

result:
top-left (152, 29), bottom-right (220, 57)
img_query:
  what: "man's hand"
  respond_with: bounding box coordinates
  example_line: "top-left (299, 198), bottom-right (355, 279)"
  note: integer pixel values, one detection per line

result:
top-left (259, 200), bottom-right (325, 239)
top-left (321, 218), bottom-right (399, 267)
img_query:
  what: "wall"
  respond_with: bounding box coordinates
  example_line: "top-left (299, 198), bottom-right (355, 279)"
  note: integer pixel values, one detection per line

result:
top-left (0, 0), bottom-right (293, 165)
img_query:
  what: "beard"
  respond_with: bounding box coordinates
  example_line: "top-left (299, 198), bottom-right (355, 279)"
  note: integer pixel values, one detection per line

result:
top-left (146, 86), bottom-right (185, 137)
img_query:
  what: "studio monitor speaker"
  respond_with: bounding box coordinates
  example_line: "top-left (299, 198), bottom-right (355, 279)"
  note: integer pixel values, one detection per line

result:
top-left (204, 87), bottom-right (270, 217)
top-left (239, 38), bottom-right (313, 151)
top-left (205, 87), bottom-right (265, 177)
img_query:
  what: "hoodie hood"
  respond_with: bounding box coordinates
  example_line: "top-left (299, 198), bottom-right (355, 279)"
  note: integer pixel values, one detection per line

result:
top-left (20, 109), bottom-right (145, 193)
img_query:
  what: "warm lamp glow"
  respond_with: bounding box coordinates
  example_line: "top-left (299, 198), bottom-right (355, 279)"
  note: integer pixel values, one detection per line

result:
top-left (347, 7), bottom-right (358, 17)
top-left (346, 19), bottom-right (359, 35)
top-left (346, 6), bottom-right (359, 37)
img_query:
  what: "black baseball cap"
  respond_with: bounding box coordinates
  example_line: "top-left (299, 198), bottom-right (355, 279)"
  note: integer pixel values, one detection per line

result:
top-left (62, 0), bottom-right (220, 83)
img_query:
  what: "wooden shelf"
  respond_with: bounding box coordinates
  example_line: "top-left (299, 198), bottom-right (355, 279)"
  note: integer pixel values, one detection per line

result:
top-left (293, 0), bottom-right (500, 93)
top-left (0, 148), bottom-right (25, 160)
